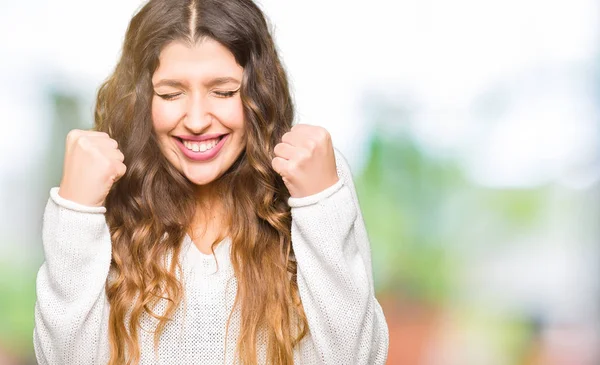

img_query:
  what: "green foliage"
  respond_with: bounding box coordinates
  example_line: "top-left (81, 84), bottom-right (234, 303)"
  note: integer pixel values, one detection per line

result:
top-left (355, 127), bottom-right (547, 305)
top-left (0, 88), bottom-right (90, 361)
top-left (0, 261), bottom-right (37, 357)
top-left (356, 131), bottom-right (463, 302)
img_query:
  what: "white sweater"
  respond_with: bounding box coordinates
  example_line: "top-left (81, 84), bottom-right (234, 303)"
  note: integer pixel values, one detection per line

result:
top-left (33, 148), bottom-right (389, 364)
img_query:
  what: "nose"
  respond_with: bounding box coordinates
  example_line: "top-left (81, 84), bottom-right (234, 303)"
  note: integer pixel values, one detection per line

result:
top-left (183, 94), bottom-right (212, 133)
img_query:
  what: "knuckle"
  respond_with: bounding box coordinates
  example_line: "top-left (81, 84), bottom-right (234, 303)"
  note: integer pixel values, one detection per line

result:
top-left (118, 162), bottom-right (127, 175)
top-left (299, 151), bottom-right (310, 164)
top-left (273, 160), bottom-right (284, 176)
top-left (76, 135), bottom-right (92, 150)
top-left (108, 163), bottom-right (121, 179)
top-left (67, 128), bottom-right (81, 137)
top-left (66, 129), bottom-right (81, 143)
top-left (287, 161), bottom-right (299, 175)
top-left (101, 156), bottom-right (113, 170)
top-left (317, 127), bottom-right (329, 140)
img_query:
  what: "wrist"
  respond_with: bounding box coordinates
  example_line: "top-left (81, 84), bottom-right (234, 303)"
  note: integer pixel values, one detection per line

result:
top-left (57, 185), bottom-right (104, 208)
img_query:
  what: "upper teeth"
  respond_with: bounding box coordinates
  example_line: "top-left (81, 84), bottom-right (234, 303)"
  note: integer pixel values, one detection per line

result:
top-left (183, 138), bottom-right (220, 152)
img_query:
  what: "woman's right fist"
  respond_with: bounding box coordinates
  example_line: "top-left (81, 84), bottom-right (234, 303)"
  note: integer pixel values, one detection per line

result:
top-left (58, 129), bottom-right (127, 207)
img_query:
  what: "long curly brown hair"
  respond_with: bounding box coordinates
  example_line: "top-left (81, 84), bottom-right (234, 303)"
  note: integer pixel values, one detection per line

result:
top-left (93, 0), bottom-right (308, 363)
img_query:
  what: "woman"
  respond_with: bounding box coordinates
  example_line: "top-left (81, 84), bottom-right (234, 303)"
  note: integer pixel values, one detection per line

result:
top-left (33, 0), bottom-right (389, 364)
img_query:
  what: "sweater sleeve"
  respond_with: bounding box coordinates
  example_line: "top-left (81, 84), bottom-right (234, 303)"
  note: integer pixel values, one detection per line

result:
top-left (288, 147), bottom-right (389, 364)
top-left (33, 187), bottom-right (112, 365)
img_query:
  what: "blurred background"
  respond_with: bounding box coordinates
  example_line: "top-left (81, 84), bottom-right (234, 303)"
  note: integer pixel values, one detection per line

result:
top-left (1, 0), bottom-right (599, 364)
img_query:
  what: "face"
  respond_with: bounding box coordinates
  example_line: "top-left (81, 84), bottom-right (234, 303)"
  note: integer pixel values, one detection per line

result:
top-left (151, 38), bottom-right (246, 187)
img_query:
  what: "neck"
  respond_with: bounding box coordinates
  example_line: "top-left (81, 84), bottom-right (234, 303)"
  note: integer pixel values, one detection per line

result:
top-left (189, 181), bottom-right (227, 239)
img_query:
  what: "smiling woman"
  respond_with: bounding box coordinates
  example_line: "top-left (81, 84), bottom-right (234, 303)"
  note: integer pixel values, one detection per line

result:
top-left (32, 0), bottom-right (389, 364)
top-left (151, 39), bottom-right (246, 186)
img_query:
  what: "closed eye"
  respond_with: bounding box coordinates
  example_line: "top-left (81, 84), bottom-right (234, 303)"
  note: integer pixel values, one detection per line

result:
top-left (213, 89), bottom-right (240, 98)
top-left (155, 91), bottom-right (182, 101)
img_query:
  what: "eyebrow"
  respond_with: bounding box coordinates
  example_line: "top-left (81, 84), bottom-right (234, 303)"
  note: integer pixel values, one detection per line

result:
top-left (205, 77), bottom-right (241, 88)
top-left (153, 77), bottom-right (241, 89)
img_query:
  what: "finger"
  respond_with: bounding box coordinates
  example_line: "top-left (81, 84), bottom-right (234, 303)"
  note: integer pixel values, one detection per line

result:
top-left (271, 156), bottom-right (288, 177)
top-left (290, 124), bottom-right (321, 141)
top-left (106, 149), bottom-right (125, 162)
top-left (282, 128), bottom-right (320, 150)
top-left (273, 142), bottom-right (300, 160)
top-left (290, 123), bottom-right (315, 132)
top-left (295, 125), bottom-right (328, 144)
top-left (113, 162), bottom-right (127, 182)
top-left (91, 136), bottom-right (119, 149)
top-left (85, 130), bottom-right (112, 138)
top-left (77, 134), bottom-right (118, 151)
top-left (281, 130), bottom-right (305, 147)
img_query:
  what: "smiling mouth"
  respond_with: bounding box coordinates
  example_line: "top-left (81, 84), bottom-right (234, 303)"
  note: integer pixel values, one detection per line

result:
top-left (175, 135), bottom-right (227, 153)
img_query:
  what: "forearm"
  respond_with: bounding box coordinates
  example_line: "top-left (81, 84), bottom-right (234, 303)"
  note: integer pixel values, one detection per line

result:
top-left (34, 187), bottom-right (112, 364)
top-left (289, 163), bottom-right (389, 364)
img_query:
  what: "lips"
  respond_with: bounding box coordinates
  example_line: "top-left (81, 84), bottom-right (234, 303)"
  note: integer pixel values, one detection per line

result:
top-left (175, 134), bottom-right (226, 145)
top-left (175, 133), bottom-right (228, 142)
top-left (173, 134), bottom-right (230, 162)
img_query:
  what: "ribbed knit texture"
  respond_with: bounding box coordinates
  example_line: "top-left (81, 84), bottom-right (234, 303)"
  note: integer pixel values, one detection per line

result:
top-left (33, 148), bottom-right (389, 364)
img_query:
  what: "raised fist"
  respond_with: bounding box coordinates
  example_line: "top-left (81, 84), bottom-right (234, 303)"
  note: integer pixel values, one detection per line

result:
top-left (58, 129), bottom-right (126, 207)
top-left (272, 124), bottom-right (339, 199)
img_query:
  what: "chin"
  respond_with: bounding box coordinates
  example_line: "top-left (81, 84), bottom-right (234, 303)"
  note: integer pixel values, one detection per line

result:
top-left (184, 173), bottom-right (219, 186)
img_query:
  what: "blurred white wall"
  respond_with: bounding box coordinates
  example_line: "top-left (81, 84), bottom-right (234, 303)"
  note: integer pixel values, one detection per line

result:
top-left (2, 0), bottom-right (598, 183)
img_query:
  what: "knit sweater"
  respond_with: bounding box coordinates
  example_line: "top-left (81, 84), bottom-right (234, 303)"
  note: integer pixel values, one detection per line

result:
top-left (33, 148), bottom-right (389, 364)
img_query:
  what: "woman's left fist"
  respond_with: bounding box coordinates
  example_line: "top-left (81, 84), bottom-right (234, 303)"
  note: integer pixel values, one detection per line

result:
top-left (272, 124), bottom-right (339, 198)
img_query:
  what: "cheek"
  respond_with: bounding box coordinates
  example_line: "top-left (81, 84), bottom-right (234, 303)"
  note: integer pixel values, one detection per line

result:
top-left (152, 99), bottom-right (182, 132)
top-left (215, 99), bottom-right (245, 131)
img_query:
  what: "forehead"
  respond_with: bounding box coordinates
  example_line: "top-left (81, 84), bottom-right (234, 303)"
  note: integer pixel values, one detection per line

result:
top-left (153, 38), bottom-right (243, 82)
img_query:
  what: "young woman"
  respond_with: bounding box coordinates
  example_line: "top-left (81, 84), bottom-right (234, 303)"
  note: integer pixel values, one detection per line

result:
top-left (33, 0), bottom-right (389, 364)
